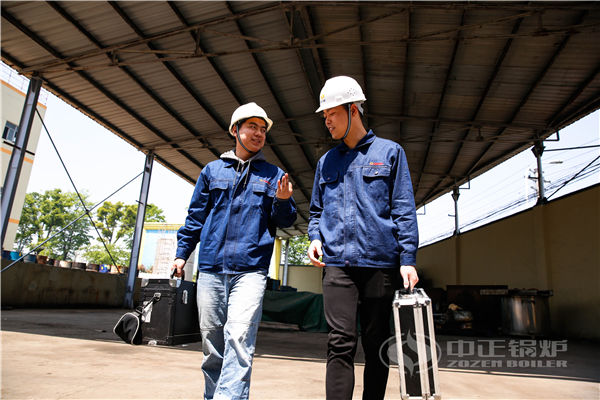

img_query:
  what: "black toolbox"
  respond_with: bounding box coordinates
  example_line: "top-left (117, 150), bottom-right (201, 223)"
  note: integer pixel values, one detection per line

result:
top-left (140, 278), bottom-right (201, 346)
top-left (392, 288), bottom-right (442, 399)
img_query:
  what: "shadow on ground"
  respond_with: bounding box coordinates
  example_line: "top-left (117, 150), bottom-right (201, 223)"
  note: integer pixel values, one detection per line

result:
top-left (2, 308), bottom-right (598, 383)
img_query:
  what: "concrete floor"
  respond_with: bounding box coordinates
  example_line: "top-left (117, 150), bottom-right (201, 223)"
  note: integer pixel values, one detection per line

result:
top-left (1, 309), bottom-right (598, 399)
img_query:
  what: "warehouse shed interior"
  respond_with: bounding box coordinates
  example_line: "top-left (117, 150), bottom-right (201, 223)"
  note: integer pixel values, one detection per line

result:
top-left (1, 1), bottom-right (599, 340)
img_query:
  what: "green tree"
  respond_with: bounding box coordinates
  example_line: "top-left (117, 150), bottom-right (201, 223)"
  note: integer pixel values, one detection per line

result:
top-left (14, 192), bottom-right (41, 252)
top-left (16, 192), bottom-right (166, 264)
top-left (94, 201), bottom-right (126, 245)
top-left (15, 189), bottom-right (92, 259)
top-left (83, 243), bottom-right (131, 266)
top-left (285, 235), bottom-right (311, 265)
top-left (94, 202), bottom-right (165, 246)
top-left (52, 214), bottom-right (93, 260)
top-left (85, 201), bottom-right (166, 266)
top-left (121, 203), bottom-right (166, 247)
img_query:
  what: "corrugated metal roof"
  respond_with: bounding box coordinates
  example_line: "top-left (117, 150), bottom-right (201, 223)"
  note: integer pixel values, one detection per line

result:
top-left (2, 1), bottom-right (600, 236)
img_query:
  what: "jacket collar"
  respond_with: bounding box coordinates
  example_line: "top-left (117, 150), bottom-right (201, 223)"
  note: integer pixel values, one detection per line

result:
top-left (221, 149), bottom-right (265, 168)
top-left (338, 130), bottom-right (376, 153)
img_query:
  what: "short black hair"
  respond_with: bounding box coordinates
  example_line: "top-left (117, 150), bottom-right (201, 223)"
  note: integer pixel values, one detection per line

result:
top-left (237, 117), bottom-right (267, 129)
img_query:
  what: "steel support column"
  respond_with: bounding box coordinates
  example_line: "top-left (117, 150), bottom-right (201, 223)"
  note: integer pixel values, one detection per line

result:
top-left (532, 143), bottom-right (546, 204)
top-left (1, 76), bottom-right (42, 248)
top-left (124, 151), bottom-right (154, 308)
top-left (451, 186), bottom-right (460, 235)
top-left (282, 238), bottom-right (290, 287)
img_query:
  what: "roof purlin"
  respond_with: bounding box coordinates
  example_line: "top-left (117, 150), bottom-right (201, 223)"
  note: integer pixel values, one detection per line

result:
top-left (1, 7), bottom-right (205, 171)
top-left (0, 50), bottom-right (198, 186)
top-left (415, 9), bottom-right (465, 194)
top-left (464, 10), bottom-right (589, 179)
top-left (419, 15), bottom-right (525, 205)
top-left (107, 1), bottom-right (224, 158)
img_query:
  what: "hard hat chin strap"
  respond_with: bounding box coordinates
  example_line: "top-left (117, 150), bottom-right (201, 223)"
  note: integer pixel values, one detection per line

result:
top-left (236, 122), bottom-right (257, 154)
top-left (341, 103), bottom-right (352, 140)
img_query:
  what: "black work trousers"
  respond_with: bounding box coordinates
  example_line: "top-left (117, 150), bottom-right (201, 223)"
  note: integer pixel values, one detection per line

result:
top-left (322, 266), bottom-right (400, 400)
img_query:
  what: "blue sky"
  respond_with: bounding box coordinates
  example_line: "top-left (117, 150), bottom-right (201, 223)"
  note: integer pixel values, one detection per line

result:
top-left (416, 111), bottom-right (599, 245)
top-left (26, 91), bottom-right (195, 224)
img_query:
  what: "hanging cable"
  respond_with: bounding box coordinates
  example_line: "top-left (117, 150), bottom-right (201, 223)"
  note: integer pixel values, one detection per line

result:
top-left (2, 170), bottom-right (143, 273)
top-left (545, 144), bottom-right (600, 152)
top-left (546, 155), bottom-right (600, 201)
top-left (35, 108), bottom-right (119, 268)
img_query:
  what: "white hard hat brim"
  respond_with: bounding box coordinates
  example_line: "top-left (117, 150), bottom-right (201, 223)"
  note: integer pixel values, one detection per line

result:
top-left (315, 75), bottom-right (366, 113)
top-left (315, 101), bottom-right (364, 114)
top-left (228, 102), bottom-right (273, 135)
top-left (228, 116), bottom-right (273, 135)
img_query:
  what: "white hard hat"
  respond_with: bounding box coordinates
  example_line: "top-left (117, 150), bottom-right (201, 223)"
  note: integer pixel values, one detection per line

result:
top-left (315, 76), bottom-right (366, 113)
top-left (228, 102), bottom-right (273, 136)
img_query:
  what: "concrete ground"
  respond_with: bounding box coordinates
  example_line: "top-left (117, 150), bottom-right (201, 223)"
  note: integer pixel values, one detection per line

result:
top-left (1, 309), bottom-right (598, 400)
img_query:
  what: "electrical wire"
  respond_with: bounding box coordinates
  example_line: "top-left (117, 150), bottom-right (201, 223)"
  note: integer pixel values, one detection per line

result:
top-left (35, 108), bottom-right (119, 268)
top-left (419, 148), bottom-right (599, 245)
top-left (2, 171), bottom-right (144, 273)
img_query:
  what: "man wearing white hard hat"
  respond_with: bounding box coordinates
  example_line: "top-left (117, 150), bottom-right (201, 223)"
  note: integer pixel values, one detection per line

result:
top-left (307, 76), bottom-right (419, 399)
top-left (173, 102), bottom-right (296, 400)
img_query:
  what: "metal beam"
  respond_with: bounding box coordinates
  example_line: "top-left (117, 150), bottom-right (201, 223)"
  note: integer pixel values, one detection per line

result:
top-left (50, 1), bottom-right (221, 160)
top-left (399, 7), bottom-right (411, 142)
top-left (494, 88), bottom-right (600, 182)
top-left (28, 19), bottom-right (599, 74)
top-left (283, 6), bottom-right (324, 109)
top-left (2, 52), bottom-right (198, 189)
top-left (221, 1), bottom-right (316, 223)
top-left (452, 186), bottom-right (460, 235)
top-left (531, 143), bottom-right (547, 204)
top-left (282, 238), bottom-right (290, 286)
top-left (464, 10), bottom-right (588, 179)
top-left (170, 4), bottom-right (313, 226)
top-left (555, 89), bottom-right (600, 129)
top-left (124, 151), bottom-right (154, 309)
top-left (358, 6), bottom-right (370, 125)
top-left (1, 76), bottom-right (42, 247)
top-left (168, 2), bottom-right (312, 225)
top-left (546, 63), bottom-right (600, 129)
top-left (167, 2), bottom-right (244, 106)
top-left (416, 10), bottom-right (465, 193)
top-left (107, 2), bottom-right (223, 159)
top-left (370, 112), bottom-right (545, 131)
top-left (225, 2), bottom-right (317, 170)
top-left (298, 6), bottom-right (326, 85)
top-left (301, 8), bottom-right (408, 44)
top-left (14, 6), bottom-right (597, 75)
top-left (291, 1), bottom-right (595, 11)
top-left (419, 15), bottom-right (525, 204)
top-left (2, 8), bottom-right (204, 171)
top-left (16, 2), bottom-right (290, 74)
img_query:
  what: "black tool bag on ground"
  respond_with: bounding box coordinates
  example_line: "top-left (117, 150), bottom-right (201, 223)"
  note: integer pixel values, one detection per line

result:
top-left (113, 293), bottom-right (160, 345)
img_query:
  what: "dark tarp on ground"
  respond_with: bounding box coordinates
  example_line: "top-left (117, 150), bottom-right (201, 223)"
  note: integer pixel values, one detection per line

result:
top-left (262, 290), bottom-right (328, 332)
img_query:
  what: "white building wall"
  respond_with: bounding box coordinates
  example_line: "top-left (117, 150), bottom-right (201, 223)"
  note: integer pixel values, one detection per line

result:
top-left (1, 73), bottom-right (48, 250)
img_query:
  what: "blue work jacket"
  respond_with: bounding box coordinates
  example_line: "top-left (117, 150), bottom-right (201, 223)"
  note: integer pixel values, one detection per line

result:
top-left (308, 130), bottom-right (418, 268)
top-left (176, 150), bottom-right (297, 274)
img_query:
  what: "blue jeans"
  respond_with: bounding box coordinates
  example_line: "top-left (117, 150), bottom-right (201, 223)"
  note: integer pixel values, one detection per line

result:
top-left (196, 270), bottom-right (267, 400)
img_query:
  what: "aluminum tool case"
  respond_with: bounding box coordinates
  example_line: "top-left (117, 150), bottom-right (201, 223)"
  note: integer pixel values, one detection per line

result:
top-left (140, 278), bottom-right (201, 346)
top-left (392, 288), bottom-right (441, 400)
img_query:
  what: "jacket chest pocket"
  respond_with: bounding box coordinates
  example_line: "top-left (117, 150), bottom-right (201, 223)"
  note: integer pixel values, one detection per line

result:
top-left (319, 171), bottom-right (340, 203)
top-left (209, 179), bottom-right (230, 207)
top-left (362, 165), bottom-right (391, 197)
top-left (251, 181), bottom-right (276, 209)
